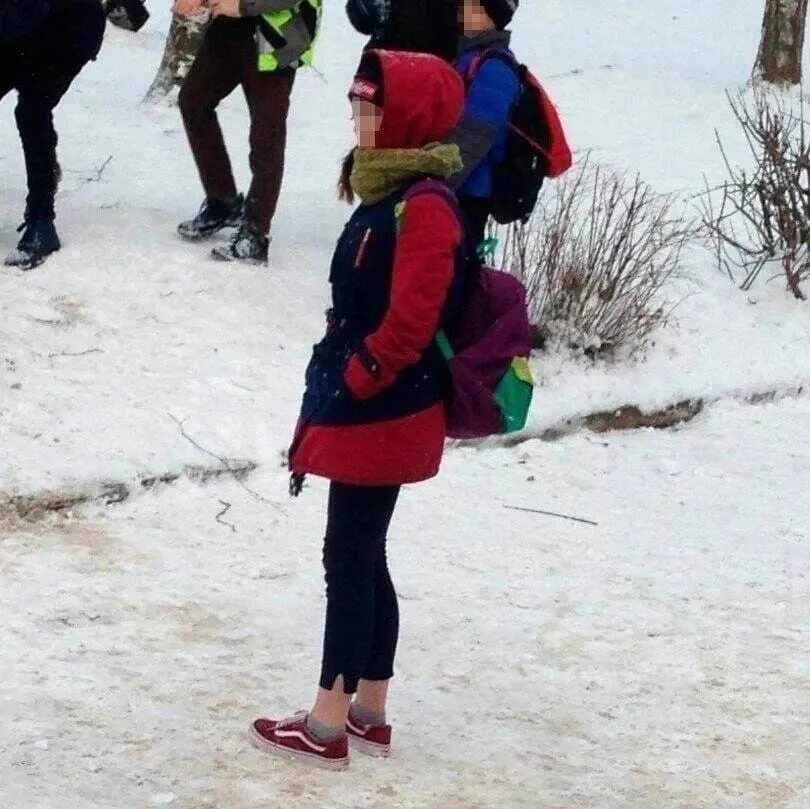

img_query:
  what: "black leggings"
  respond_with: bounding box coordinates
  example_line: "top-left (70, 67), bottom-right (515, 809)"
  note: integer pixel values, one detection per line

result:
top-left (319, 482), bottom-right (401, 694)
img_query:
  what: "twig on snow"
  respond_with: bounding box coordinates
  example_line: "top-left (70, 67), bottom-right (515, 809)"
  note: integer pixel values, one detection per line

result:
top-left (547, 63), bottom-right (615, 80)
top-left (504, 505), bottom-right (599, 527)
top-left (215, 500), bottom-right (236, 532)
top-left (64, 155), bottom-right (114, 188)
top-left (48, 348), bottom-right (103, 359)
top-left (168, 412), bottom-right (270, 505)
top-left (308, 64), bottom-right (328, 83)
top-left (91, 155), bottom-right (113, 181)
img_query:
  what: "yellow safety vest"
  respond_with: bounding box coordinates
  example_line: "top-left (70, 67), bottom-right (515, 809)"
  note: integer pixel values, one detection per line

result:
top-left (257, 0), bottom-right (321, 72)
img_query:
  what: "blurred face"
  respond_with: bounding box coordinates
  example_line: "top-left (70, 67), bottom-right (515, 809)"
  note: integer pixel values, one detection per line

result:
top-left (352, 98), bottom-right (383, 150)
top-left (460, 0), bottom-right (496, 35)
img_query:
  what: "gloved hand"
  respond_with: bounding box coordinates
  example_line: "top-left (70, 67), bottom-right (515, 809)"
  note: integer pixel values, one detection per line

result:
top-left (105, 0), bottom-right (150, 31)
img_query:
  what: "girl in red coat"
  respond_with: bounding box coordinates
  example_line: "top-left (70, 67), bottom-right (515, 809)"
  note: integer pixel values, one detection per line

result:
top-left (250, 50), bottom-right (468, 769)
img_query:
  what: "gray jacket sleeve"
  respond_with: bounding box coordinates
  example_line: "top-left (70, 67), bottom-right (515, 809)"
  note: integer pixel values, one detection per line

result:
top-left (239, 0), bottom-right (302, 17)
top-left (445, 115), bottom-right (500, 191)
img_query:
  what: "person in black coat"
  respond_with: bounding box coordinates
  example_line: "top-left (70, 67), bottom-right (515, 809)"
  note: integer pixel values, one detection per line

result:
top-left (0, 0), bottom-right (111, 270)
top-left (345, 0), bottom-right (459, 61)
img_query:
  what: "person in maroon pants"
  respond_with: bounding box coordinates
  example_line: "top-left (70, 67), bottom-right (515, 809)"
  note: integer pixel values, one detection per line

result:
top-left (173, 0), bottom-right (320, 265)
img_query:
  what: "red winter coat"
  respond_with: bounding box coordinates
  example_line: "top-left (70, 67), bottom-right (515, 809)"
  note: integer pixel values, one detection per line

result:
top-left (291, 52), bottom-right (467, 486)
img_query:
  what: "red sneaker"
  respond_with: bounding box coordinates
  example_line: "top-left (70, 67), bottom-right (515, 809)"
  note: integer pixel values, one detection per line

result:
top-left (249, 712), bottom-right (349, 771)
top-left (345, 708), bottom-right (392, 758)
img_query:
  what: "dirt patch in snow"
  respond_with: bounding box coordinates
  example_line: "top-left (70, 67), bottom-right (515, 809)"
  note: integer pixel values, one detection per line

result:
top-left (0, 460), bottom-right (258, 525)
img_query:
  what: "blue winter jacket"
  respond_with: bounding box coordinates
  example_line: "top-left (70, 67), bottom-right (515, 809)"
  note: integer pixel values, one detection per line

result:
top-left (449, 31), bottom-right (521, 199)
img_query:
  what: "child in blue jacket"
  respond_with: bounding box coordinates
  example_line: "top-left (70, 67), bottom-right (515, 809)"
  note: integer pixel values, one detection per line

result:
top-left (448, 0), bottom-right (521, 247)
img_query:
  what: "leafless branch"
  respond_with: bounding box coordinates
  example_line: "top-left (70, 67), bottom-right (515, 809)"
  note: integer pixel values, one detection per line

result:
top-left (504, 505), bottom-right (599, 527)
top-left (64, 156), bottom-right (114, 191)
top-left (699, 88), bottom-right (809, 300)
top-left (498, 154), bottom-right (696, 356)
top-left (167, 413), bottom-right (270, 504)
top-left (47, 348), bottom-right (103, 359)
top-left (215, 500), bottom-right (236, 532)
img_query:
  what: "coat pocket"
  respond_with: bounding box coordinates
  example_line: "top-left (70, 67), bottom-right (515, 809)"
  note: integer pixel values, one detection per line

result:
top-left (299, 336), bottom-right (355, 421)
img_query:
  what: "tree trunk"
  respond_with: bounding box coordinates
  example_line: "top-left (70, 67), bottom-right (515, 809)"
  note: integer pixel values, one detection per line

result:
top-left (144, 10), bottom-right (210, 103)
top-left (754, 0), bottom-right (809, 85)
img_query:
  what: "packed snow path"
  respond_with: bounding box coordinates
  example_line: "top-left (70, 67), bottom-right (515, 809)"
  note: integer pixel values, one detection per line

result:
top-left (2, 397), bottom-right (808, 809)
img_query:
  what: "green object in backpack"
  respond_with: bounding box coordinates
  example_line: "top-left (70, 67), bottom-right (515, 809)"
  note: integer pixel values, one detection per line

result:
top-left (493, 356), bottom-right (534, 433)
top-left (436, 332), bottom-right (534, 435)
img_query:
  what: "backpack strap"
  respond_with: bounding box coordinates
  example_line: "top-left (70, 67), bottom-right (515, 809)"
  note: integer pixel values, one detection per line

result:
top-left (402, 179), bottom-right (479, 267)
top-left (435, 330), bottom-right (456, 361)
top-left (403, 178), bottom-right (463, 219)
top-left (464, 47), bottom-right (521, 87)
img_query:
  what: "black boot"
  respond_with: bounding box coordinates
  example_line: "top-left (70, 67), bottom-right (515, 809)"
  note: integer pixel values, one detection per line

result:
top-left (211, 223), bottom-right (269, 265)
top-left (177, 193), bottom-right (244, 241)
top-left (4, 218), bottom-right (61, 270)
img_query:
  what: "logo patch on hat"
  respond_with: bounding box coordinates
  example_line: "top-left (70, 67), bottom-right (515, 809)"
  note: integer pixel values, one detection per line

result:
top-left (349, 79), bottom-right (380, 104)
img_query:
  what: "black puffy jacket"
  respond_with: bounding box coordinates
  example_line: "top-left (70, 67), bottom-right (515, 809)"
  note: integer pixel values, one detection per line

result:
top-left (0, 0), bottom-right (54, 42)
top-left (345, 0), bottom-right (459, 62)
top-left (0, 0), bottom-right (105, 62)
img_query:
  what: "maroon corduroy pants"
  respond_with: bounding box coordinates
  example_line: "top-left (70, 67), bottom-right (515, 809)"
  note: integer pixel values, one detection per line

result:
top-left (178, 19), bottom-right (296, 235)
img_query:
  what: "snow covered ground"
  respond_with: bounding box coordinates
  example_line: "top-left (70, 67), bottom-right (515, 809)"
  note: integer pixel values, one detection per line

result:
top-left (3, 399), bottom-right (809, 809)
top-left (1, 1), bottom-right (809, 807)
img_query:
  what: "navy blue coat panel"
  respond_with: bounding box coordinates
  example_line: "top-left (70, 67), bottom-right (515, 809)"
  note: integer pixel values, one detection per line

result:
top-left (300, 189), bottom-right (457, 431)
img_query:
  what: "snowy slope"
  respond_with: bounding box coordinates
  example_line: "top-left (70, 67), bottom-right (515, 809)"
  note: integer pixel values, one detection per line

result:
top-left (2, 398), bottom-right (809, 809)
top-left (1, 0), bottom-right (810, 493)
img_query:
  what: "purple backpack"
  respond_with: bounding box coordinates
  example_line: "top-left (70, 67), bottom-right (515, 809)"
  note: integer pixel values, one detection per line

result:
top-left (403, 181), bottom-right (535, 439)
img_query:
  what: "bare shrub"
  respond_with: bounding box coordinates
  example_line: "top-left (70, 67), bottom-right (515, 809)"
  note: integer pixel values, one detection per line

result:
top-left (498, 157), bottom-right (695, 357)
top-left (701, 89), bottom-right (810, 300)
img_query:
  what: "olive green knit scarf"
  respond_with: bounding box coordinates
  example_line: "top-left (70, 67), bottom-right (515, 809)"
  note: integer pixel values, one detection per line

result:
top-left (350, 143), bottom-right (462, 205)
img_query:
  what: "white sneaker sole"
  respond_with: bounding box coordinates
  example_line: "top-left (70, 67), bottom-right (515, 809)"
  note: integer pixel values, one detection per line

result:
top-left (177, 224), bottom-right (238, 242)
top-left (347, 735), bottom-right (391, 758)
top-left (209, 249), bottom-right (267, 266)
top-left (4, 250), bottom-right (53, 271)
top-left (248, 724), bottom-right (349, 772)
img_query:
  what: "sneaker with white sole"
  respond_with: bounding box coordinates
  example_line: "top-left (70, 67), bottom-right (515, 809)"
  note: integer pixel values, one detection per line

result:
top-left (4, 218), bottom-right (60, 270)
top-left (345, 708), bottom-right (392, 758)
top-left (249, 712), bottom-right (349, 771)
top-left (178, 194), bottom-right (244, 241)
top-left (211, 223), bottom-right (269, 265)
